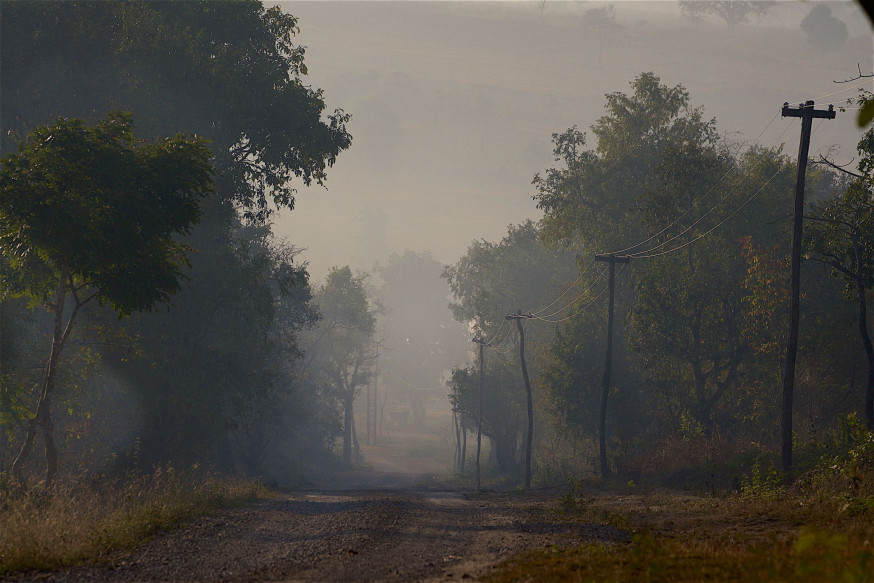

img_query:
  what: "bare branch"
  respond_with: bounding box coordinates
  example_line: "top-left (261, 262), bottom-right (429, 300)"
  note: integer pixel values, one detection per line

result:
top-left (813, 154), bottom-right (865, 179)
top-left (834, 63), bottom-right (874, 84)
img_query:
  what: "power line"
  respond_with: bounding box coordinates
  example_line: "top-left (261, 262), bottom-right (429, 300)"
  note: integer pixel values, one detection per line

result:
top-left (531, 257), bottom-right (596, 316)
top-left (531, 269), bottom-right (609, 322)
top-left (627, 113), bottom-right (829, 261)
top-left (607, 111), bottom-right (786, 256)
top-left (623, 117), bottom-right (796, 258)
top-left (628, 163), bottom-right (787, 259)
top-left (530, 265), bottom-right (621, 324)
top-left (810, 79), bottom-right (872, 102)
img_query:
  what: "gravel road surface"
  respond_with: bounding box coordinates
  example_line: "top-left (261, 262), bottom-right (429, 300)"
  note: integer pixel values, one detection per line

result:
top-left (14, 483), bottom-right (628, 582)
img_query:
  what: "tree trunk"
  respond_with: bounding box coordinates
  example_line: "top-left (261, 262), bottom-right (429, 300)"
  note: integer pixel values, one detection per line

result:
top-left (854, 242), bottom-right (874, 428)
top-left (351, 406), bottom-right (360, 458)
top-left (460, 421), bottom-right (467, 473)
top-left (453, 410), bottom-right (461, 470)
top-left (12, 265), bottom-right (69, 485)
top-left (343, 394), bottom-right (354, 466)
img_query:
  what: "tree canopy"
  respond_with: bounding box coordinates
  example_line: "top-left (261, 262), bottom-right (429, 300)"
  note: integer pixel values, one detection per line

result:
top-left (0, 111), bottom-right (213, 315)
top-left (0, 0), bottom-right (351, 220)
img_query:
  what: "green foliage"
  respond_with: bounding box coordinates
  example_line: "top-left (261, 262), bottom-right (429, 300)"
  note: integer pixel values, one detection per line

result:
top-left (738, 458), bottom-right (785, 501)
top-left (1, 0), bottom-right (351, 221)
top-left (444, 221), bottom-right (576, 476)
top-left (444, 220), bottom-right (576, 338)
top-left (0, 1), bottom-right (351, 484)
top-left (0, 112), bottom-right (213, 315)
top-left (302, 266), bottom-right (378, 465)
top-left (535, 72), bottom-right (718, 252)
top-left (448, 362), bottom-right (525, 473)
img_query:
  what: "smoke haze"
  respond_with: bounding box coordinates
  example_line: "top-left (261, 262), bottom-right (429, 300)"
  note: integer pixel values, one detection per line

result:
top-left (272, 1), bottom-right (872, 280)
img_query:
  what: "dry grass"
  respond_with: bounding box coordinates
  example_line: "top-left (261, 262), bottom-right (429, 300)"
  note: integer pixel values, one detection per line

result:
top-left (0, 466), bottom-right (269, 574)
top-left (487, 423), bottom-right (874, 583)
top-left (485, 492), bottom-right (874, 582)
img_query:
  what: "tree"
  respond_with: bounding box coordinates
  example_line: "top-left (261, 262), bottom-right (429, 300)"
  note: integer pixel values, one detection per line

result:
top-left (534, 73), bottom-right (718, 253)
top-left (307, 267), bottom-right (377, 466)
top-left (0, 112), bottom-right (214, 484)
top-left (444, 221), bottom-right (576, 479)
top-left (806, 173), bottom-right (874, 428)
top-left (448, 361), bottom-right (525, 474)
top-left (0, 2), bottom-right (352, 481)
top-left (800, 4), bottom-right (849, 54)
top-left (1, 0), bottom-right (351, 220)
top-left (679, 1), bottom-right (775, 29)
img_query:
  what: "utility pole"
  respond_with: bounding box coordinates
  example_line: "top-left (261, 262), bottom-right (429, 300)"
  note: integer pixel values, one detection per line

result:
top-left (780, 101), bottom-right (836, 477)
top-left (472, 337), bottom-right (488, 490)
top-left (594, 254), bottom-right (631, 479)
top-left (506, 310), bottom-right (534, 489)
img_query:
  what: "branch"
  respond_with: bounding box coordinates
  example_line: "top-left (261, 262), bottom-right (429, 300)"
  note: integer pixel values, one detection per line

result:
top-left (804, 213), bottom-right (856, 231)
top-left (833, 63), bottom-right (874, 84)
top-left (808, 252), bottom-right (856, 279)
top-left (813, 154), bottom-right (864, 180)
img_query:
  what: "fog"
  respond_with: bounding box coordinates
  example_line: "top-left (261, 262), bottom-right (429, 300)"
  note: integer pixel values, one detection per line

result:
top-left (2, 0), bottom-right (872, 491)
top-left (273, 1), bottom-right (872, 281)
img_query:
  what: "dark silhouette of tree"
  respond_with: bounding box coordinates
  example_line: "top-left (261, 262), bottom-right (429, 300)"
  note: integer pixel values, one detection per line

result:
top-left (801, 4), bottom-right (849, 53)
top-left (0, 0), bottom-right (351, 221)
top-left (806, 128), bottom-right (874, 428)
top-left (308, 267), bottom-right (377, 466)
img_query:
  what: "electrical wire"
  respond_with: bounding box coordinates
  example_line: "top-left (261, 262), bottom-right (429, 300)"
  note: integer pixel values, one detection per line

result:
top-left (531, 257), bottom-right (596, 316)
top-left (490, 326), bottom-right (521, 355)
top-left (608, 112), bottom-right (782, 256)
top-left (534, 263), bottom-right (608, 320)
top-left (629, 162), bottom-right (788, 259)
top-left (622, 116), bottom-right (796, 258)
top-left (810, 79), bottom-right (873, 102)
top-left (629, 115), bottom-right (826, 260)
top-left (530, 268), bottom-right (618, 324)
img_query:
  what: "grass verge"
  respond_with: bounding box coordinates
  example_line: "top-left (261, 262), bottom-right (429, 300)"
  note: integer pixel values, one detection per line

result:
top-left (485, 422), bottom-right (874, 583)
top-left (0, 466), bottom-right (270, 574)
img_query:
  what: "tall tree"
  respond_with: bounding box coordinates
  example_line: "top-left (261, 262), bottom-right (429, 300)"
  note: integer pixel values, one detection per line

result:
top-left (0, 112), bottom-right (214, 483)
top-left (307, 267), bottom-right (377, 466)
top-left (806, 132), bottom-right (874, 427)
top-left (444, 221), bottom-right (576, 479)
top-left (0, 0), bottom-right (351, 220)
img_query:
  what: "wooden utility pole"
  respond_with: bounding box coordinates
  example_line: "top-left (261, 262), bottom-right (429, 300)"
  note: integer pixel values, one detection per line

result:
top-left (506, 311), bottom-right (534, 489)
top-left (472, 337), bottom-right (488, 490)
top-left (594, 254), bottom-right (631, 479)
top-left (780, 100), bottom-right (835, 476)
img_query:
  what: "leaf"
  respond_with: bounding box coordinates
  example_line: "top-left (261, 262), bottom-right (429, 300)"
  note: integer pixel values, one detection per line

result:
top-left (858, 100), bottom-right (874, 128)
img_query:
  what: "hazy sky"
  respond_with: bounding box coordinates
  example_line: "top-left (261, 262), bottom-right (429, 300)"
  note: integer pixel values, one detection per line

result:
top-left (272, 1), bottom-right (873, 281)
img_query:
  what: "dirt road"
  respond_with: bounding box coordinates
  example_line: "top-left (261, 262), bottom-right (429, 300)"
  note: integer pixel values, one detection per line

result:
top-left (17, 481), bottom-right (627, 583)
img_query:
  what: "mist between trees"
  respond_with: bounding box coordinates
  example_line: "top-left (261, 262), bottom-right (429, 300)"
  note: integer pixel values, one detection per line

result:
top-left (1, 0), bottom-right (873, 496)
